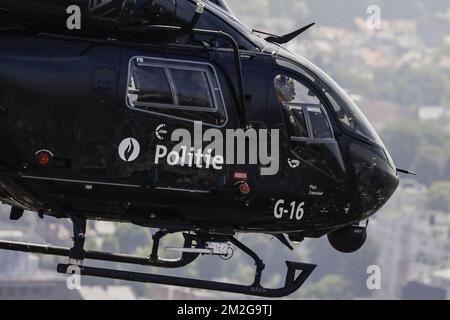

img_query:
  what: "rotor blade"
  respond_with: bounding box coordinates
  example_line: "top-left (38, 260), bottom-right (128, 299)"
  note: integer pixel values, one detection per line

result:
top-left (266, 22), bottom-right (315, 44)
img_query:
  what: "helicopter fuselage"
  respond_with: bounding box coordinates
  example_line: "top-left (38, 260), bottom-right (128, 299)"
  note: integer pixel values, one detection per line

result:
top-left (0, 0), bottom-right (399, 240)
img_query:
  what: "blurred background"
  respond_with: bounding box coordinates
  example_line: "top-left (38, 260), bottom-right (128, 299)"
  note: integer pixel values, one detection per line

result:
top-left (1, 0), bottom-right (450, 299)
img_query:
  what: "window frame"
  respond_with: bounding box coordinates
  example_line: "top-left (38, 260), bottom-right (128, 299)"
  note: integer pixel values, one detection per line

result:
top-left (290, 103), bottom-right (334, 142)
top-left (303, 103), bottom-right (335, 141)
top-left (275, 76), bottom-right (335, 143)
top-left (281, 104), bottom-right (309, 139)
top-left (128, 65), bottom-right (175, 106)
top-left (126, 56), bottom-right (228, 128)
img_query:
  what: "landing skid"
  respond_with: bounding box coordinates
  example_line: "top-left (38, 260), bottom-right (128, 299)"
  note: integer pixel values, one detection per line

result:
top-left (0, 217), bottom-right (316, 298)
top-left (57, 261), bottom-right (316, 298)
top-left (0, 235), bottom-right (199, 269)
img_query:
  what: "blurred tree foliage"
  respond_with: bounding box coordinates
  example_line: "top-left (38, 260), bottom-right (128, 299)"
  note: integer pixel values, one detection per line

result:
top-left (227, 0), bottom-right (309, 32)
top-left (425, 182), bottom-right (450, 212)
top-left (102, 223), bottom-right (150, 254)
top-left (298, 274), bottom-right (352, 300)
top-left (381, 120), bottom-right (450, 186)
top-left (228, 0), bottom-right (450, 31)
top-left (334, 66), bottom-right (450, 109)
top-left (228, 1), bottom-right (450, 108)
top-left (305, 237), bottom-right (379, 298)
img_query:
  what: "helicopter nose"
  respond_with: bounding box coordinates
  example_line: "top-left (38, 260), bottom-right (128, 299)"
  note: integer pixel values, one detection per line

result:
top-left (350, 143), bottom-right (399, 219)
top-left (375, 159), bottom-right (399, 209)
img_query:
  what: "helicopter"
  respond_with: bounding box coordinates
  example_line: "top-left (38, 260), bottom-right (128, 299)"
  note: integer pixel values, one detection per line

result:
top-left (0, 0), bottom-right (410, 298)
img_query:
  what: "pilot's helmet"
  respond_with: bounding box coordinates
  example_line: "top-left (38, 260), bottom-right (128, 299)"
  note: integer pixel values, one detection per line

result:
top-left (275, 75), bottom-right (295, 103)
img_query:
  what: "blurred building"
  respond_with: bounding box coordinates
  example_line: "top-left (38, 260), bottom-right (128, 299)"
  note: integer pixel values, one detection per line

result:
top-left (358, 100), bottom-right (406, 130)
top-left (143, 284), bottom-right (219, 300)
top-left (0, 225), bottom-right (142, 300)
top-left (0, 276), bottom-right (143, 300)
top-left (0, 276), bottom-right (82, 300)
top-left (372, 180), bottom-right (450, 299)
top-left (0, 230), bottom-right (40, 277)
top-left (401, 281), bottom-right (447, 300)
top-left (418, 106), bottom-right (450, 121)
top-left (430, 268), bottom-right (450, 298)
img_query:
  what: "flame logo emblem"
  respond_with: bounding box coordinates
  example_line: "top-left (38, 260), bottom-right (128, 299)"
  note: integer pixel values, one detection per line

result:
top-left (287, 158), bottom-right (300, 169)
top-left (118, 138), bottom-right (140, 162)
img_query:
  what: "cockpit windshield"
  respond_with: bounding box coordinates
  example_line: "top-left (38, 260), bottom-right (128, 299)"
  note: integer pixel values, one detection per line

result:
top-left (205, 0), bottom-right (235, 16)
top-left (275, 53), bottom-right (384, 147)
top-left (319, 72), bottom-right (383, 147)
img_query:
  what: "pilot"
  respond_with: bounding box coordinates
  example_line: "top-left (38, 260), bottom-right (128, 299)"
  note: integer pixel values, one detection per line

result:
top-left (274, 75), bottom-right (296, 103)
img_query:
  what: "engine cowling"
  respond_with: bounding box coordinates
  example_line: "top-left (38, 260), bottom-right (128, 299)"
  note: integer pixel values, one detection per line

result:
top-left (0, 0), bottom-right (177, 32)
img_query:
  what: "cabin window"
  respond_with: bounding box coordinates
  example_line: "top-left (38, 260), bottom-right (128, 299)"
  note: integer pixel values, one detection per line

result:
top-left (130, 66), bottom-right (174, 105)
top-left (274, 75), bottom-right (333, 140)
top-left (127, 57), bottom-right (227, 127)
top-left (169, 69), bottom-right (215, 109)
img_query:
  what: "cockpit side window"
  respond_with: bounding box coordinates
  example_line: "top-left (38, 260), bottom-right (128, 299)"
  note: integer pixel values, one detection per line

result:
top-left (275, 57), bottom-right (383, 146)
top-left (127, 57), bottom-right (228, 127)
top-left (274, 75), bottom-right (333, 141)
top-left (308, 106), bottom-right (333, 140)
top-left (283, 106), bottom-right (308, 138)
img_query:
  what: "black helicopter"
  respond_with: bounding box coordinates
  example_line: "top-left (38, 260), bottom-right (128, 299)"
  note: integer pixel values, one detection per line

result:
top-left (0, 0), bottom-right (408, 298)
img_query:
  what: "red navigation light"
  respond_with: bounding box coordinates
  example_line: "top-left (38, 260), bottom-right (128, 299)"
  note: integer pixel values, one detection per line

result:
top-left (238, 182), bottom-right (251, 195)
top-left (36, 151), bottom-right (51, 166)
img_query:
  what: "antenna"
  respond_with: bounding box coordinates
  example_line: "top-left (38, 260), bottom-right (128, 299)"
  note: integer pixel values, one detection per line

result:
top-left (265, 22), bottom-right (315, 44)
top-left (188, 1), bottom-right (205, 29)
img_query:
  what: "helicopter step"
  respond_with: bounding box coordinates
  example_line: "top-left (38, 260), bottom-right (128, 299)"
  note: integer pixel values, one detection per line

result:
top-left (166, 241), bottom-right (235, 259)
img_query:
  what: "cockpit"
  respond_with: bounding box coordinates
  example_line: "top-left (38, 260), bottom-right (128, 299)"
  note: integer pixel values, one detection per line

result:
top-left (274, 52), bottom-right (386, 149)
top-left (274, 75), bottom-right (334, 141)
top-left (272, 49), bottom-right (397, 180)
